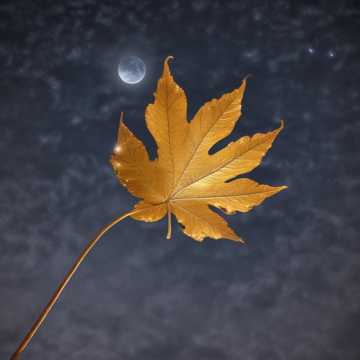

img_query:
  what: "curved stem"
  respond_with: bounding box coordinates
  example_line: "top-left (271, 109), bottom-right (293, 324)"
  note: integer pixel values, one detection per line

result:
top-left (10, 208), bottom-right (140, 360)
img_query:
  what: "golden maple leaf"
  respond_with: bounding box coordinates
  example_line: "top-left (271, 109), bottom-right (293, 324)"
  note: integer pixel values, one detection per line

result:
top-left (10, 57), bottom-right (290, 360)
top-left (110, 56), bottom-right (287, 242)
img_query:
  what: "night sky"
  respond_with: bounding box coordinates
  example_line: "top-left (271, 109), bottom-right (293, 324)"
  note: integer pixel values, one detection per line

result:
top-left (1, 1), bottom-right (360, 359)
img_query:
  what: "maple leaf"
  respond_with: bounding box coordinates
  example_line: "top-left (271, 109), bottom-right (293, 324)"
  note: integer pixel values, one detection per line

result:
top-left (111, 56), bottom-right (287, 242)
top-left (9, 58), bottom-right (289, 360)
top-left (10, 57), bottom-right (290, 360)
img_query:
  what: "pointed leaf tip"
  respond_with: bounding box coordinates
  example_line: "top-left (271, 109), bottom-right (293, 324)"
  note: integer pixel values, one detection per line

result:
top-left (116, 112), bottom-right (126, 144)
top-left (164, 55), bottom-right (174, 64)
top-left (243, 73), bottom-right (252, 82)
top-left (163, 56), bottom-right (174, 76)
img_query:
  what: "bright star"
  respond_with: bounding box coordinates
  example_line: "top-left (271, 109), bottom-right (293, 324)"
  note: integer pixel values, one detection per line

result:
top-left (328, 50), bottom-right (336, 58)
top-left (307, 47), bottom-right (315, 54)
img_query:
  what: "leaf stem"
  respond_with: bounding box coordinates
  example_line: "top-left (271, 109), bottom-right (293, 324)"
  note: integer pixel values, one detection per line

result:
top-left (10, 208), bottom-right (141, 360)
top-left (166, 202), bottom-right (172, 239)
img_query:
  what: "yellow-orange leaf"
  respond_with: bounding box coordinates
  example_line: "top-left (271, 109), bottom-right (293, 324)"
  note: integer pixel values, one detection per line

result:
top-left (110, 57), bottom-right (287, 242)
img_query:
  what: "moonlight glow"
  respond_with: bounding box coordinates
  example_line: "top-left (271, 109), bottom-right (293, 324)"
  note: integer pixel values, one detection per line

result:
top-left (118, 56), bottom-right (146, 84)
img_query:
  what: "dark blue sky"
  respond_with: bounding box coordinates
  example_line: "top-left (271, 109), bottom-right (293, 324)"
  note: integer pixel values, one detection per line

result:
top-left (1, 1), bottom-right (359, 359)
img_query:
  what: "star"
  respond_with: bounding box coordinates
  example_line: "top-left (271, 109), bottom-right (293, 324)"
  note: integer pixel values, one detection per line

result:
top-left (328, 50), bottom-right (336, 58)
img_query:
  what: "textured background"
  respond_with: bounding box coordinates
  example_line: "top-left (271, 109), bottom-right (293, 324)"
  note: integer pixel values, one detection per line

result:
top-left (1, 1), bottom-right (359, 359)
